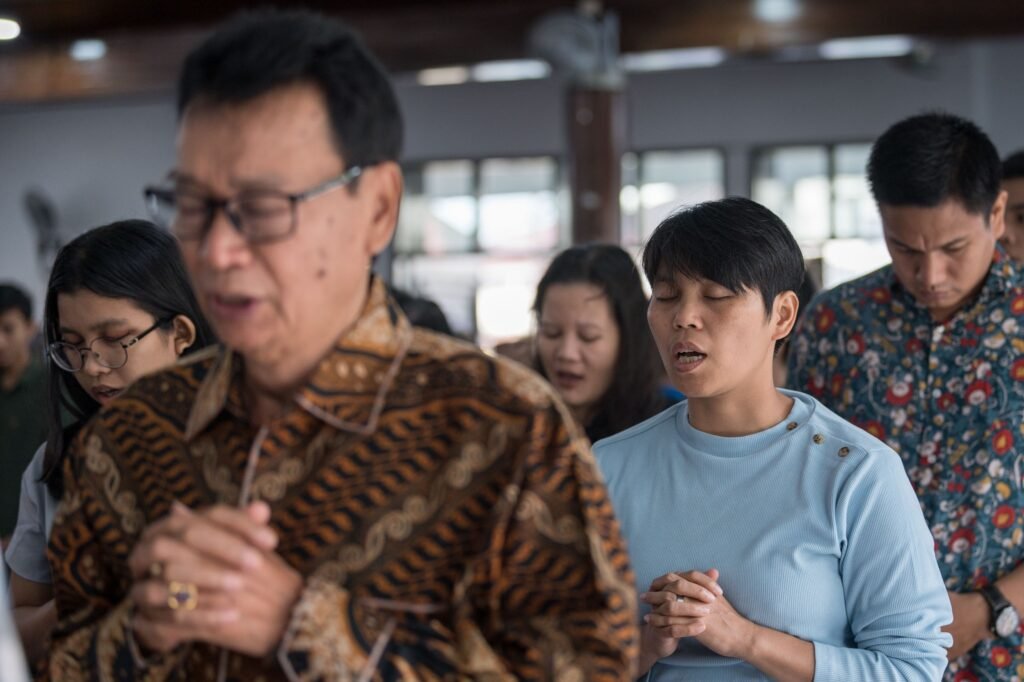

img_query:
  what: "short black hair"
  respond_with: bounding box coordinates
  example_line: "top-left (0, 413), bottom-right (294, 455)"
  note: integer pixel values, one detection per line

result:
top-left (178, 9), bottom-right (403, 168)
top-left (643, 197), bottom-right (805, 320)
top-left (867, 112), bottom-right (1001, 216)
top-left (0, 282), bottom-right (32, 321)
top-left (1004, 150), bottom-right (1024, 181)
top-left (390, 287), bottom-right (453, 336)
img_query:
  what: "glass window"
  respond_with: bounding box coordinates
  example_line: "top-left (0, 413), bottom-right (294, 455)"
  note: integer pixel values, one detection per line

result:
top-left (390, 254), bottom-right (479, 337)
top-left (621, 152), bottom-right (642, 246)
top-left (391, 253), bottom-right (549, 348)
top-left (621, 149), bottom-right (725, 245)
top-left (474, 257), bottom-right (550, 349)
top-left (392, 156), bottom-right (564, 345)
top-left (820, 239), bottom-right (891, 289)
top-left (833, 143), bottom-right (881, 239)
top-left (753, 143), bottom-right (890, 287)
top-left (752, 146), bottom-right (830, 244)
top-left (394, 160), bottom-right (476, 254)
top-left (478, 157), bottom-right (561, 253)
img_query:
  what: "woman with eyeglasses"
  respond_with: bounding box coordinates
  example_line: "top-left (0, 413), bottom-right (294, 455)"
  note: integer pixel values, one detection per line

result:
top-left (4, 219), bottom-right (213, 665)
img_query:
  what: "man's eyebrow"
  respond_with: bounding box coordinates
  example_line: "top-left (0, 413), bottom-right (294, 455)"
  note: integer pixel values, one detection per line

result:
top-left (939, 237), bottom-right (969, 249)
top-left (167, 171), bottom-right (287, 193)
top-left (887, 236), bottom-right (921, 252)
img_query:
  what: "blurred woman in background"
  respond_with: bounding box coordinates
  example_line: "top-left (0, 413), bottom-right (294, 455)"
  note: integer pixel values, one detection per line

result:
top-left (534, 243), bottom-right (673, 442)
top-left (4, 219), bottom-right (213, 665)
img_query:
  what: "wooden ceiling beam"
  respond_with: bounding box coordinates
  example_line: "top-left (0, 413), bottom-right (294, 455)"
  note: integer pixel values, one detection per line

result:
top-left (0, 0), bottom-right (1022, 103)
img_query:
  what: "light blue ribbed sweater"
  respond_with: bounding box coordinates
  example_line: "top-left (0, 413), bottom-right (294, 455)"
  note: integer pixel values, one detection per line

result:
top-left (594, 389), bottom-right (952, 681)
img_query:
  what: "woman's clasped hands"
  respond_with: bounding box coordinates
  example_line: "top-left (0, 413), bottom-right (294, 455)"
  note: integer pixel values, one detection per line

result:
top-left (639, 568), bottom-right (757, 671)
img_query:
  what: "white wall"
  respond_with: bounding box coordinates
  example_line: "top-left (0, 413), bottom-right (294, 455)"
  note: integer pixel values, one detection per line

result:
top-left (1, 36), bottom-right (1022, 317)
top-left (0, 99), bottom-right (178, 316)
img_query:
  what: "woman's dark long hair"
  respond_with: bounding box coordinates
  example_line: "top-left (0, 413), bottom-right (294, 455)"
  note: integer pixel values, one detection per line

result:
top-left (41, 220), bottom-right (214, 498)
top-left (534, 243), bottom-right (668, 442)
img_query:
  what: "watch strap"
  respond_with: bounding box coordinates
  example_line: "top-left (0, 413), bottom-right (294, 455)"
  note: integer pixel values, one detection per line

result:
top-left (980, 584), bottom-right (1011, 613)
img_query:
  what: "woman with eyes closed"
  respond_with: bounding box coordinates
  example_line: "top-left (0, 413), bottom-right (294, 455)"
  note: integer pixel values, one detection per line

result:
top-left (533, 243), bottom-right (673, 443)
top-left (4, 219), bottom-right (214, 666)
top-left (594, 199), bottom-right (951, 681)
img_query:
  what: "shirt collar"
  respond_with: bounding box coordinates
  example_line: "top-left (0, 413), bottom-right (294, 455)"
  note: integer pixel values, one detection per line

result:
top-left (185, 278), bottom-right (413, 441)
top-left (985, 243), bottom-right (1019, 295)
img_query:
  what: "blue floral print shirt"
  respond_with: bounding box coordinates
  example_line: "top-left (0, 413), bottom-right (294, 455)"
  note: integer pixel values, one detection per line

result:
top-left (789, 251), bottom-right (1024, 681)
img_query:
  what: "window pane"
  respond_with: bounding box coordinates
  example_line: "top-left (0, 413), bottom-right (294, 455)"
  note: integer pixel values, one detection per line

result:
top-left (395, 161), bottom-right (476, 254)
top-left (391, 253), bottom-right (548, 347)
top-left (752, 147), bottom-right (830, 243)
top-left (821, 238), bottom-right (890, 288)
top-left (639, 150), bottom-right (725, 241)
top-left (474, 256), bottom-right (549, 349)
top-left (478, 157), bottom-right (561, 253)
top-left (390, 254), bottom-right (479, 337)
top-left (620, 152), bottom-right (641, 246)
top-left (833, 144), bottom-right (882, 239)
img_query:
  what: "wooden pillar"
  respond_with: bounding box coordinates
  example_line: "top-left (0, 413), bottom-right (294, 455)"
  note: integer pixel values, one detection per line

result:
top-left (567, 86), bottom-right (624, 245)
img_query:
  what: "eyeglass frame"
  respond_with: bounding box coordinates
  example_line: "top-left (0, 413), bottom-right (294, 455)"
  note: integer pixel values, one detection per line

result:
top-left (48, 315), bottom-right (175, 373)
top-left (143, 165), bottom-right (364, 245)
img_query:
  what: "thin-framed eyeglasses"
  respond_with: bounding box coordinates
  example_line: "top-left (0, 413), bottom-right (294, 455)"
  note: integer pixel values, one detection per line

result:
top-left (48, 316), bottom-right (174, 372)
top-left (143, 166), bottom-right (364, 244)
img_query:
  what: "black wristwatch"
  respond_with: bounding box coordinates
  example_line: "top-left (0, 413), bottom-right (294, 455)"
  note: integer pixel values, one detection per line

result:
top-left (979, 584), bottom-right (1020, 638)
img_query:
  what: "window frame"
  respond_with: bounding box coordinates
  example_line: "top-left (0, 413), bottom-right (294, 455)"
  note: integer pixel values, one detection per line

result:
top-left (620, 144), bottom-right (729, 246)
top-left (393, 154), bottom-right (567, 258)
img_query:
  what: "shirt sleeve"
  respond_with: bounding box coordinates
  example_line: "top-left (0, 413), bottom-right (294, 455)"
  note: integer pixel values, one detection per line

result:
top-left (44, 426), bottom-right (187, 681)
top-left (812, 448), bottom-right (952, 681)
top-left (275, 403), bottom-right (639, 681)
top-left (478, 404), bottom-right (639, 679)
top-left (5, 444), bottom-right (52, 584)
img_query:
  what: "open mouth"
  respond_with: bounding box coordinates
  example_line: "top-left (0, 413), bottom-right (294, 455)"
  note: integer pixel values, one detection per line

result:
top-left (209, 293), bottom-right (259, 318)
top-left (92, 387), bottom-right (123, 402)
top-left (214, 293), bottom-right (255, 306)
top-left (676, 351), bottom-right (707, 364)
top-left (555, 370), bottom-right (585, 386)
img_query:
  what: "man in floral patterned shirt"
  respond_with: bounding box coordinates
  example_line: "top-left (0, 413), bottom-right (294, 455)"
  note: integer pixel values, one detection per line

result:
top-left (789, 112), bottom-right (1023, 681)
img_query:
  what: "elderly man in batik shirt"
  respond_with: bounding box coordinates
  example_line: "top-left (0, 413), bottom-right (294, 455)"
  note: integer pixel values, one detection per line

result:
top-left (790, 112), bottom-right (1024, 680)
top-left (44, 10), bottom-right (638, 681)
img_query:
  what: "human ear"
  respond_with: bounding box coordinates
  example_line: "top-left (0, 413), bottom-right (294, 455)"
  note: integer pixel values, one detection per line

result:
top-left (771, 291), bottom-right (800, 342)
top-left (364, 161), bottom-right (403, 257)
top-left (171, 315), bottom-right (198, 355)
top-left (990, 190), bottom-right (1008, 241)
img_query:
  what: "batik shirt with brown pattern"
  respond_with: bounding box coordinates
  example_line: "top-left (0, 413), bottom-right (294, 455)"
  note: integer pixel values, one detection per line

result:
top-left (45, 279), bottom-right (639, 682)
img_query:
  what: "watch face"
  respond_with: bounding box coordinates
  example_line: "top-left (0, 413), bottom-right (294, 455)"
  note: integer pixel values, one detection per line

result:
top-left (996, 606), bottom-right (1020, 638)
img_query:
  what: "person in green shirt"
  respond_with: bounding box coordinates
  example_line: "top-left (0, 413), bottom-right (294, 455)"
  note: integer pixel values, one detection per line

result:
top-left (0, 283), bottom-right (47, 543)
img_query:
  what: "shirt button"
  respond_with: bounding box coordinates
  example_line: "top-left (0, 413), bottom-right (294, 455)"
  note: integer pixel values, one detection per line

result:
top-left (813, 434), bottom-right (825, 444)
top-left (786, 422), bottom-right (798, 431)
top-left (838, 447), bottom-right (850, 457)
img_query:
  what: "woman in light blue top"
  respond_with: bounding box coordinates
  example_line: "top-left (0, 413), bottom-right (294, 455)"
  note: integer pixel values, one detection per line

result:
top-left (594, 198), bottom-right (952, 681)
top-left (4, 220), bottom-right (213, 665)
